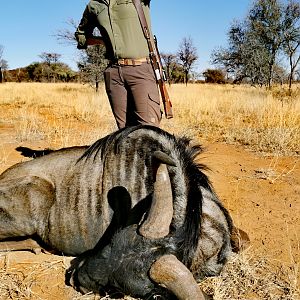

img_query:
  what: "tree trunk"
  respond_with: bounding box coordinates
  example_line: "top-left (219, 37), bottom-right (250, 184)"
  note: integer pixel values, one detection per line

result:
top-left (288, 56), bottom-right (293, 93)
top-left (95, 80), bottom-right (99, 92)
top-left (0, 67), bottom-right (2, 83)
top-left (185, 71), bottom-right (188, 86)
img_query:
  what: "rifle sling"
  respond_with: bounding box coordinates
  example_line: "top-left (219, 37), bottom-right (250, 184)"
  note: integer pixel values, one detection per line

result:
top-left (132, 0), bottom-right (174, 119)
top-left (132, 0), bottom-right (152, 41)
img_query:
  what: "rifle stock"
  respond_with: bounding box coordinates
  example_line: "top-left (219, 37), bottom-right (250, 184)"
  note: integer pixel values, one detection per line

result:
top-left (159, 81), bottom-right (173, 119)
top-left (86, 36), bottom-right (104, 46)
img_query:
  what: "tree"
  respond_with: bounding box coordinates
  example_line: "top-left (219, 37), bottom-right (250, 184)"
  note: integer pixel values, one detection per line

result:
top-left (56, 20), bottom-right (107, 90)
top-left (203, 69), bottom-right (226, 84)
top-left (38, 52), bottom-right (63, 82)
top-left (22, 62), bottom-right (76, 83)
top-left (56, 19), bottom-right (78, 46)
top-left (212, 0), bottom-right (300, 88)
top-left (248, 0), bottom-right (284, 87)
top-left (177, 37), bottom-right (198, 85)
top-left (211, 21), bottom-right (255, 84)
top-left (39, 52), bottom-right (62, 66)
top-left (161, 52), bottom-right (176, 85)
top-left (0, 45), bottom-right (8, 83)
top-left (282, 0), bottom-right (300, 91)
top-left (77, 45), bottom-right (107, 92)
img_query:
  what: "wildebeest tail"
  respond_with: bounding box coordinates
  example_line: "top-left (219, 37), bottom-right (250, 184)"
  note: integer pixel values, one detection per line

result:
top-left (16, 146), bottom-right (54, 158)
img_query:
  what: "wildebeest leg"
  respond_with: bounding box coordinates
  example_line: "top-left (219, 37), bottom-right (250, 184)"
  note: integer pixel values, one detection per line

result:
top-left (0, 176), bottom-right (55, 246)
top-left (0, 238), bottom-right (43, 254)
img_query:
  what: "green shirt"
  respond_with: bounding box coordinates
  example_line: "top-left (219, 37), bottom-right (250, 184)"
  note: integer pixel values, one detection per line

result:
top-left (76, 0), bottom-right (152, 60)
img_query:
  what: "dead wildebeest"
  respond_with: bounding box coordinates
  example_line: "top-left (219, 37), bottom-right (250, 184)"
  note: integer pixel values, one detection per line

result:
top-left (0, 125), bottom-right (249, 299)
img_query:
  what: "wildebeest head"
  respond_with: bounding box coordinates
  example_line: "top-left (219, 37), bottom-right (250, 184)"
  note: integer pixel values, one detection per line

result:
top-left (65, 126), bottom-right (249, 299)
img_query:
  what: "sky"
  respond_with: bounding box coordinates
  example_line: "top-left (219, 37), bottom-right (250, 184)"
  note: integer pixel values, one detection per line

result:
top-left (0, 1), bottom-right (251, 73)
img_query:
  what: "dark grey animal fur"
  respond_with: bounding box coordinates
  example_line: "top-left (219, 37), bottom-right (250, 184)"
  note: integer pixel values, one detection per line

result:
top-left (0, 125), bottom-right (238, 299)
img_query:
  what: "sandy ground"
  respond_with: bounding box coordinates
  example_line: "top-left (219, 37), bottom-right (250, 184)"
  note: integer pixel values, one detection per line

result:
top-left (0, 122), bottom-right (299, 299)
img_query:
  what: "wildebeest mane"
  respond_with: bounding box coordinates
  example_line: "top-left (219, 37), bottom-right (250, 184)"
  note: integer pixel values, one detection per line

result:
top-left (78, 125), bottom-right (171, 161)
top-left (79, 125), bottom-right (213, 267)
top-left (171, 136), bottom-right (212, 267)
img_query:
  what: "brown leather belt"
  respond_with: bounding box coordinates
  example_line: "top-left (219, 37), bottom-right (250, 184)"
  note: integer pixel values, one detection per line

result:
top-left (113, 57), bottom-right (150, 66)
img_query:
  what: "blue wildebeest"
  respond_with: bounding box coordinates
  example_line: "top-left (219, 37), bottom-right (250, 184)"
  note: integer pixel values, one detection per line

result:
top-left (0, 126), bottom-right (249, 299)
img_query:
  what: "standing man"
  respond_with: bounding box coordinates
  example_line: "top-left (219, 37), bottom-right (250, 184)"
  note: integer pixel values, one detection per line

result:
top-left (75, 0), bottom-right (162, 129)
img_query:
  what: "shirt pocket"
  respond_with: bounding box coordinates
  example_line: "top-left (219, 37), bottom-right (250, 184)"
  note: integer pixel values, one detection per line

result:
top-left (115, 0), bottom-right (137, 19)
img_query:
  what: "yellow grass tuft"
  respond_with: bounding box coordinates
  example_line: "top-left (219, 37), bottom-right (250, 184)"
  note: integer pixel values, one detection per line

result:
top-left (200, 251), bottom-right (299, 300)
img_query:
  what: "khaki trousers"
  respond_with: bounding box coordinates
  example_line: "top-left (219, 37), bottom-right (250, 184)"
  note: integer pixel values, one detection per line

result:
top-left (104, 62), bottom-right (162, 129)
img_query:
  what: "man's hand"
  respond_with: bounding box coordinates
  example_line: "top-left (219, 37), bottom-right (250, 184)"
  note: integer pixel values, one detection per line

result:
top-left (75, 31), bottom-right (87, 49)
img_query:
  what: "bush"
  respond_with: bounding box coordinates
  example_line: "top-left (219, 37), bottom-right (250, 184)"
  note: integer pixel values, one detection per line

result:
top-left (203, 69), bottom-right (226, 84)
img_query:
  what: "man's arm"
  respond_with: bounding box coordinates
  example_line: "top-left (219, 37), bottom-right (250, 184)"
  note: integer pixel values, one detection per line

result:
top-left (75, 6), bottom-right (97, 49)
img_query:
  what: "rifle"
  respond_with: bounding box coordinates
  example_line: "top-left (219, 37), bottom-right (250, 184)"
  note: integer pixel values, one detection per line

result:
top-left (132, 0), bottom-right (173, 119)
top-left (86, 36), bottom-right (104, 46)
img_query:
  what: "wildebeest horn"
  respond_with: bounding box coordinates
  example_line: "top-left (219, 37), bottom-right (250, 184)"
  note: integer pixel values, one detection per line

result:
top-left (139, 163), bottom-right (173, 239)
top-left (149, 254), bottom-right (208, 300)
top-left (153, 151), bottom-right (176, 166)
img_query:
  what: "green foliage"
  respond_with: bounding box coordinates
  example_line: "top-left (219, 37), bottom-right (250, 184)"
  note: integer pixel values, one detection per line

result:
top-left (5, 62), bottom-right (77, 83)
top-left (203, 69), bottom-right (226, 84)
top-left (211, 0), bottom-right (300, 88)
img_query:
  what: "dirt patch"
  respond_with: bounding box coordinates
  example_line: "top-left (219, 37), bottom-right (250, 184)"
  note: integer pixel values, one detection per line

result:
top-left (201, 142), bottom-right (299, 266)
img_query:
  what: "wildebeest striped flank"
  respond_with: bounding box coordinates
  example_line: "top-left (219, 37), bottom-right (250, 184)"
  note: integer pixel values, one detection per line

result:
top-left (0, 125), bottom-right (249, 299)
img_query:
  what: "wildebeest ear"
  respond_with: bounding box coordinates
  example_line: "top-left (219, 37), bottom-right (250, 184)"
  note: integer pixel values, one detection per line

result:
top-left (231, 226), bottom-right (250, 253)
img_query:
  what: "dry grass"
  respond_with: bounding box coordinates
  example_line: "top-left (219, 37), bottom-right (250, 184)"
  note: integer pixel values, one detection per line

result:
top-left (167, 83), bottom-right (300, 156)
top-left (0, 82), bottom-right (299, 154)
top-left (0, 251), bottom-right (298, 300)
top-left (0, 253), bottom-right (74, 300)
top-left (0, 82), bottom-right (115, 148)
top-left (200, 252), bottom-right (299, 300)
